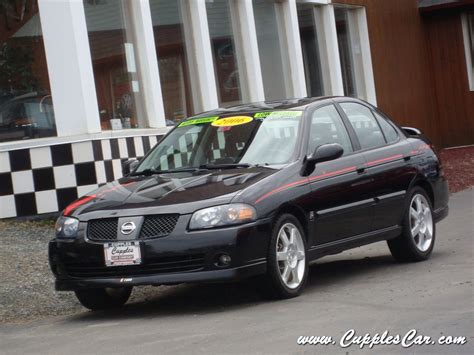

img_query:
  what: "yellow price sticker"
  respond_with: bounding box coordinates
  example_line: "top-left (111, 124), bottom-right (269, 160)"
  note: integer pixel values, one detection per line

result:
top-left (211, 116), bottom-right (253, 127)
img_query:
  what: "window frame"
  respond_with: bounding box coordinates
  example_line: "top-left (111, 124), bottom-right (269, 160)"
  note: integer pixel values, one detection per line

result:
top-left (462, 12), bottom-right (474, 91)
top-left (333, 5), bottom-right (377, 104)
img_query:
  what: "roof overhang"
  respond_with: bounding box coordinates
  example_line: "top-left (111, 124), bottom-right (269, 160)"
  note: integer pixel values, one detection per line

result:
top-left (419, 0), bottom-right (474, 13)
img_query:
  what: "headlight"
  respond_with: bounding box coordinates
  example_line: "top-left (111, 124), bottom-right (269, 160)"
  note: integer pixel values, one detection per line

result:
top-left (55, 216), bottom-right (79, 238)
top-left (189, 204), bottom-right (256, 230)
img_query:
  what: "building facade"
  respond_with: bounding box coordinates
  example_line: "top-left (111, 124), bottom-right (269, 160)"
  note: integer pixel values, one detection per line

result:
top-left (0, 0), bottom-right (473, 219)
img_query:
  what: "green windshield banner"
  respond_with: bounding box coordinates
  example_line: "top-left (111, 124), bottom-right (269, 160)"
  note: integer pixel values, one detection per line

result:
top-left (178, 116), bottom-right (219, 127)
top-left (253, 111), bottom-right (303, 119)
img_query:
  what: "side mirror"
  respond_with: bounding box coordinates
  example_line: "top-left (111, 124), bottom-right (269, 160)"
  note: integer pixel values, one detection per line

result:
top-left (302, 143), bottom-right (344, 176)
top-left (402, 126), bottom-right (422, 136)
top-left (122, 159), bottom-right (140, 176)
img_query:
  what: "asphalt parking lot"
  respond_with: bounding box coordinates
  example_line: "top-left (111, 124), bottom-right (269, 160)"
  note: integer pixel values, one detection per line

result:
top-left (1, 189), bottom-right (473, 354)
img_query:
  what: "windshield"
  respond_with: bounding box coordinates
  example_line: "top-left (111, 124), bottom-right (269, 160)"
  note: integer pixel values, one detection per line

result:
top-left (135, 110), bottom-right (303, 173)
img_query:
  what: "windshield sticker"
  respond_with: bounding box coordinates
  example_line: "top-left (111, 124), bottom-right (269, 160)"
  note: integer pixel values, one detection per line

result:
top-left (211, 116), bottom-right (253, 127)
top-left (254, 111), bottom-right (303, 119)
top-left (178, 116), bottom-right (219, 127)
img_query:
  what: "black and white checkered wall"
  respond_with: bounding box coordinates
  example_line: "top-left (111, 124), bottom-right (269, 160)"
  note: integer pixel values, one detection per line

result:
top-left (0, 135), bottom-right (162, 218)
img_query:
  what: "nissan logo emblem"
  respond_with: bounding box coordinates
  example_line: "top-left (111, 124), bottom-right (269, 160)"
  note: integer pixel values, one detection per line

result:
top-left (121, 222), bottom-right (136, 235)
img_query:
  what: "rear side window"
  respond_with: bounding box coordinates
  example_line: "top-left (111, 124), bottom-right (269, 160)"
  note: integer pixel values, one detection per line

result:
top-left (340, 102), bottom-right (385, 150)
top-left (373, 111), bottom-right (398, 143)
top-left (309, 105), bottom-right (353, 155)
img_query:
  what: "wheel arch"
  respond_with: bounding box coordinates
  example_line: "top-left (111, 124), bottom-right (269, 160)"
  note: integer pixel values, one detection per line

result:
top-left (409, 177), bottom-right (435, 207)
top-left (273, 203), bottom-right (310, 242)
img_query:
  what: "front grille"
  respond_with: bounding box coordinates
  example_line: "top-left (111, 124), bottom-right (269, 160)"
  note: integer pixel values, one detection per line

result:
top-left (63, 254), bottom-right (205, 278)
top-left (87, 214), bottom-right (179, 241)
top-left (88, 219), bottom-right (118, 241)
top-left (139, 214), bottom-right (179, 239)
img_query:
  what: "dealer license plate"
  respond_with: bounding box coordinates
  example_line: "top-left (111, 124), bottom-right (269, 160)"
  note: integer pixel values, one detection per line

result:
top-left (104, 241), bottom-right (142, 267)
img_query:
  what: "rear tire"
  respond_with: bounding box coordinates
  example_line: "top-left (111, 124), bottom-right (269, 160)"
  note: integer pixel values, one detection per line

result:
top-left (74, 287), bottom-right (132, 310)
top-left (262, 214), bottom-right (308, 299)
top-left (388, 187), bottom-right (435, 262)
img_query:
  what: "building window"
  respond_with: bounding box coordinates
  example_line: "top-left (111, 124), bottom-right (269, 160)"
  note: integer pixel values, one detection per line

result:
top-left (462, 13), bottom-right (474, 91)
top-left (150, 0), bottom-right (194, 124)
top-left (0, 6), bottom-right (56, 142)
top-left (84, 0), bottom-right (145, 130)
top-left (253, 0), bottom-right (288, 101)
top-left (297, 3), bottom-right (325, 97)
top-left (206, 0), bottom-right (243, 106)
top-left (335, 7), bottom-right (358, 97)
top-left (334, 6), bottom-right (375, 103)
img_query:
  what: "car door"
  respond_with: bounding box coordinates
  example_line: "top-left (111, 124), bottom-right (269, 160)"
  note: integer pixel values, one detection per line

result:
top-left (338, 102), bottom-right (415, 231)
top-left (306, 104), bottom-right (375, 247)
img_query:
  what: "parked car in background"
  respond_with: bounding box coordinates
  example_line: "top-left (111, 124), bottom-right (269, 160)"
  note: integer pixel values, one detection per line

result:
top-left (49, 97), bottom-right (449, 310)
top-left (0, 92), bottom-right (56, 142)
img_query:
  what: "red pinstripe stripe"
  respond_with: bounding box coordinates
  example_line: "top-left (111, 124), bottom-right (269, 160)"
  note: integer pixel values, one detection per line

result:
top-left (365, 154), bottom-right (403, 167)
top-left (63, 182), bottom-right (135, 216)
top-left (64, 195), bottom-right (96, 216)
top-left (255, 166), bottom-right (357, 204)
top-left (255, 178), bottom-right (308, 204)
top-left (308, 166), bottom-right (357, 182)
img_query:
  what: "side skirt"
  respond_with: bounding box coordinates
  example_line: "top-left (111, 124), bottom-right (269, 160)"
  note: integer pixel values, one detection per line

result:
top-left (307, 225), bottom-right (401, 260)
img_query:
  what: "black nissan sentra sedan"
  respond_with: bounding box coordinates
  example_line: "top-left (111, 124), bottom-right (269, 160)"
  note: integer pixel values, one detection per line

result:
top-left (49, 97), bottom-right (449, 310)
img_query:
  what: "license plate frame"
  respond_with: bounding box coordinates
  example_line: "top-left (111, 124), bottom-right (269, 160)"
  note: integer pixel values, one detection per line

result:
top-left (103, 241), bottom-right (142, 267)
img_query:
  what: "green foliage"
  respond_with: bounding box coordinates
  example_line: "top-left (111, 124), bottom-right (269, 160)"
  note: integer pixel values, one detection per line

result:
top-left (0, 40), bottom-right (39, 92)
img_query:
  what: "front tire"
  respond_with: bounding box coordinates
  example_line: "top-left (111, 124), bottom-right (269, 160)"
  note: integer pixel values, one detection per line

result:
top-left (388, 187), bottom-right (435, 262)
top-left (263, 214), bottom-right (308, 299)
top-left (74, 287), bottom-right (132, 311)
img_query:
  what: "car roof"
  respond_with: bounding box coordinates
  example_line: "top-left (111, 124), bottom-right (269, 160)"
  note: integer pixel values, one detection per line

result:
top-left (181, 96), bottom-right (373, 123)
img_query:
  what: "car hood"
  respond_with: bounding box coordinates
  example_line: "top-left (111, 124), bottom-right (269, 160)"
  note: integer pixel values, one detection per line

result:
top-left (71, 167), bottom-right (277, 220)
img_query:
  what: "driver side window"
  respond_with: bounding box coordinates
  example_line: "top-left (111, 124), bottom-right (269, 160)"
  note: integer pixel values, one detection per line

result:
top-left (309, 105), bottom-right (353, 156)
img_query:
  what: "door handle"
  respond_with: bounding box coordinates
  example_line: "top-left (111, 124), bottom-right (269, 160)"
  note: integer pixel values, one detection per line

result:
top-left (403, 155), bottom-right (411, 161)
top-left (356, 166), bottom-right (366, 174)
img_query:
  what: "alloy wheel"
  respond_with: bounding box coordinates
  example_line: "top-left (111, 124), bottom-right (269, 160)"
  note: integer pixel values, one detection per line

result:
top-left (276, 223), bottom-right (306, 289)
top-left (409, 194), bottom-right (434, 252)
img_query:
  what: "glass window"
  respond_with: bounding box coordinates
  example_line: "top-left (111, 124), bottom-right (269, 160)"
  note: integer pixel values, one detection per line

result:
top-left (340, 102), bottom-right (385, 150)
top-left (150, 0), bottom-right (194, 124)
top-left (84, 0), bottom-right (145, 130)
top-left (253, 0), bottom-right (287, 100)
top-left (297, 3), bottom-right (324, 97)
top-left (374, 111), bottom-right (398, 143)
top-left (206, 0), bottom-right (243, 107)
top-left (309, 105), bottom-right (352, 155)
top-left (135, 111), bottom-right (303, 172)
top-left (0, 8), bottom-right (56, 142)
top-left (464, 13), bottom-right (474, 90)
top-left (335, 7), bottom-right (364, 97)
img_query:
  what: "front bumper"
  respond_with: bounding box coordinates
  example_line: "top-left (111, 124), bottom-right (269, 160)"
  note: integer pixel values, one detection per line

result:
top-left (49, 218), bottom-right (272, 291)
top-left (54, 262), bottom-right (267, 291)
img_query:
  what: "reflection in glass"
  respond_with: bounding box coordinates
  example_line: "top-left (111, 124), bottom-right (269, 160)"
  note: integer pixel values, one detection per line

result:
top-left (206, 0), bottom-right (243, 106)
top-left (135, 111), bottom-right (303, 172)
top-left (297, 3), bottom-right (324, 97)
top-left (0, 6), bottom-right (56, 142)
top-left (84, 0), bottom-right (144, 130)
top-left (253, 0), bottom-right (287, 101)
top-left (150, 0), bottom-right (193, 124)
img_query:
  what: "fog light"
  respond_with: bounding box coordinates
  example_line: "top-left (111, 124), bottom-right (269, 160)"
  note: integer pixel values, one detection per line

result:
top-left (217, 254), bottom-right (231, 267)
